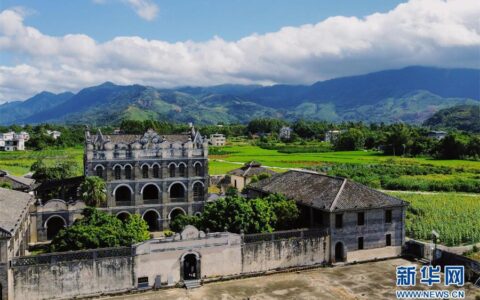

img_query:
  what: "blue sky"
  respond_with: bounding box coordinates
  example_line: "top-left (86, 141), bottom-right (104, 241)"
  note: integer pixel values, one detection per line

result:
top-left (0, 0), bottom-right (479, 102)
top-left (2, 0), bottom-right (406, 42)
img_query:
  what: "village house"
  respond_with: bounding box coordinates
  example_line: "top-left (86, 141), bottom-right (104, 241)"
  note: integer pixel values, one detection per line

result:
top-left (0, 188), bottom-right (34, 300)
top-left (427, 130), bottom-right (447, 140)
top-left (209, 133), bottom-right (226, 146)
top-left (324, 130), bottom-right (343, 143)
top-left (0, 132), bottom-right (29, 151)
top-left (45, 130), bottom-right (61, 140)
top-left (279, 126), bottom-right (293, 140)
top-left (227, 161), bottom-right (276, 191)
top-left (247, 170), bottom-right (408, 263)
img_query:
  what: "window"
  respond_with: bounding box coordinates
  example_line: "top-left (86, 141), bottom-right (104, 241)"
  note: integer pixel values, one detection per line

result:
top-left (137, 277), bottom-right (149, 288)
top-left (386, 234), bottom-right (392, 246)
top-left (357, 212), bottom-right (365, 226)
top-left (169, 164), bottom-right (176, 177)
top-left (142, 165), bottom-right (149, 178)
top-left (153, 165), bottom-right (160, 178)
top-left (125, 165), bottom-right (132, 180)
top-left (179, 164), bottom-right (186, 177)
top-left (195, 163), bottom-right (202, 176)
top-left (335, 214), bottom-right (343, 229)
top-left (358, 237), bottom-right (364, 250)
top-left (114, 166), bottom-right (121, 180)
top-left (193, 182), bottom-right (203, 201)
top-left (96, 167), bottom-right (103, 178)
top-left (385, 210), bottom-right (392, 224)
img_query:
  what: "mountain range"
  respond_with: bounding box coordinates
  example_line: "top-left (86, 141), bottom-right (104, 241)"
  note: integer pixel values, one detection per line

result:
top-left (1, 66), bottom-right (479, 125)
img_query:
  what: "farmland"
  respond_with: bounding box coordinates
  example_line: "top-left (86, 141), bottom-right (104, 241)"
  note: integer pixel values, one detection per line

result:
top-left (387, 192), bottom-right (480, 246)
top-left (0, 147), bottom-right (83, 176)
top-left (209, 143), bottom-right (480, 174)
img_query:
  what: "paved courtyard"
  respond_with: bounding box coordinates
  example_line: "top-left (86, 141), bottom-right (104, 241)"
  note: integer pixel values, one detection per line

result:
top-left (104, 259), bottom-right (479, 300)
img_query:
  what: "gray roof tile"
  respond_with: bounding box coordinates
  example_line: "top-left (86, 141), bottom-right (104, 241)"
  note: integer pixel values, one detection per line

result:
top-left (0, 188), bottom-right (33, 235)
top-left (249, 170), bottom-right (407, 211)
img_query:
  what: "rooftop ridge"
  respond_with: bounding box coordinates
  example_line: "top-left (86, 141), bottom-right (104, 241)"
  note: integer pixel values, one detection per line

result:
top-left (329, 178), bottom-right (347, 212)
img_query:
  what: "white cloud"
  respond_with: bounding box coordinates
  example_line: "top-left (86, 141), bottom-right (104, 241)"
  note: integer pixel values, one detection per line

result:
top-left (92, 0), bottom-right (159, 21)
top-left (0, 0), bottom-right (479, 102)
top-left (124, 0), bottom-right (159, 21)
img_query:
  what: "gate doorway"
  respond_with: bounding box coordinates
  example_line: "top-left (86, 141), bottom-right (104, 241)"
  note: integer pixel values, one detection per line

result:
top-left (335, 242), bottom-right (345, 262)
top-left (182, 253), bottom-right (200, 280)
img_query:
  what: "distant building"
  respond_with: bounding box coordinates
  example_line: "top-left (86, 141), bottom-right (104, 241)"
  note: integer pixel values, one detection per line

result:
top-left (279, 126), bottom-right (293, 140)
top-left (46, 130), bottom-right (61, 140)
top-left (247, 170), bottom-right (408, 263)
top-left (427, 130), bottom-right (447, 140)
top-left (227, 161), bottom-right (276, 191)
top-left (209, 133), bottom-right (226, 146)
top-left (0, 131), bottom-right (28, 151)
top-left (324, 130), bottom-right (343, 143)
top-left (0, 188), bottom-right (34, 300)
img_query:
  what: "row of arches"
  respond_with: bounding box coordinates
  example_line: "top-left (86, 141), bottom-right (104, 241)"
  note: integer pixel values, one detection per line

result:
top-left (43, 207), bottom-right (191, 240)
top-left (94, 162), bottom-right (204, 180)
top-left (114, 182), bottom-right (205, 203)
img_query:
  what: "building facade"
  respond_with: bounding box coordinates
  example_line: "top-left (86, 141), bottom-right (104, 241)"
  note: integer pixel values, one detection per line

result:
top-left (0, 188), bottom-right (34, 300)
top-left (0, 132), bottom-right (29, 151)
top-left (247, 170), bottom-right (408, 263)
top-left (84, 128), bottom-right (209, 231)
top-left (227, 161), bottom-right (276, 191)
top-left (209, 133), bottom-right (226, 146)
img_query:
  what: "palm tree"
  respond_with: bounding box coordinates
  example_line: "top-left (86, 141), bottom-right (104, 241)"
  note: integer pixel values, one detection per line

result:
top-left (80, 176), bottom-right (107, 207)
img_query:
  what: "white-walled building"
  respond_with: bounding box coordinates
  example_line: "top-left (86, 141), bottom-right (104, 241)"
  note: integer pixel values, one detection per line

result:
top-left (0, 131), bottom-right (29, 151)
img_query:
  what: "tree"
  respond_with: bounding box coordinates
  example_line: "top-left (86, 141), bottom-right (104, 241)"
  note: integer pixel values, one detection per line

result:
top-left (434, 133), bottom-right (469, 159)
top-left (49, 208), bottom-right (149, 252)
top-left (31, 159), bottom-right (78, 183)
top-left (334, 128), bottom-right (365, 151)
top-left (171, 193), bottom-right (300, 234)
top-left (265, 194), bottom-right (300, 230)
top-left (80, 176), bottom-right (107, 207)
top-left (383, 124), bottom-right (412, 156)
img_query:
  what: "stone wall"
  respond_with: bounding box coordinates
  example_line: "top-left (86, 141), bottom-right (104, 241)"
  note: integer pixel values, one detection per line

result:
top-left (9, 248), bottom-right (133, 300)
top-left (242, 230), bottom-right (328, 274)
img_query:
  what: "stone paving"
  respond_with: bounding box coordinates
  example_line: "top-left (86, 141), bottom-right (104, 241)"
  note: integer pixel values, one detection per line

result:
top-left (103, 259), bottom-right (480, 300)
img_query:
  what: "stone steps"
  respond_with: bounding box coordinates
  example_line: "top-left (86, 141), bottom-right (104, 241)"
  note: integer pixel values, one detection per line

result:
top-left (184, 279), bottom-right (202, 289)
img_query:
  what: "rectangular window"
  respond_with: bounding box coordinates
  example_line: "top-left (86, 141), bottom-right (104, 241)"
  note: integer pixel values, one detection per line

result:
top-left (137, 276), bottom-right (149, 288)
top-left (358, 237), bottom-right (364, 250)
top-left (385, 210), bottom-right (392, 224)
top-left (357, 212), bottom-right (365, 226)
top-left (335, 214), bottom-right (343, 229)
top-left (386, 234), bottom-right (392, 246)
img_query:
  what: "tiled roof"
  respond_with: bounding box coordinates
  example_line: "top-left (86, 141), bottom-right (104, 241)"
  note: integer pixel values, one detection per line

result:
top-left (5, 174), bottom-right (35, 187)
top-left (0, 188), bottom-right (34, 235)
top-left (228, 165), bottom-right (277, 177)
top-left (249, 170), bottom-right (407, 211)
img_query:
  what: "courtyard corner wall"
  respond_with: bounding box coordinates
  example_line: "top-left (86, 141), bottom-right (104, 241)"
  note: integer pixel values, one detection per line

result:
top-left (241, 229), bottom-right (329, 274)
top-left (10, 248), bottom-right (133, 300)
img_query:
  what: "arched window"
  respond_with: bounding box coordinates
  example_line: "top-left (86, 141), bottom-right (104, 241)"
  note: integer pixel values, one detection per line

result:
top-left (114, 166), bottom-right (121, 180)
top-left (179, 164), bottom-right (186, 177)
top-left (169, 183), bottom-right (185, 201)
top-left (95, 166), bottom-right (103, 178)
top-left (143, 185), bottom-right (159, 201)
top-left (195, 163), bottom-right (202, 176)
top-left (115, 186), bottom-right (132, 204)
top-left (125, 165), bottom-right (132, 179)
top-left (142, 165), bottom-right (149, 178)
top-left (193, 182), bottom-right (204, 201)
top-left (153, 165), bottom-right (160, 178)
top-left (169, 164), bottom-right (176, 177)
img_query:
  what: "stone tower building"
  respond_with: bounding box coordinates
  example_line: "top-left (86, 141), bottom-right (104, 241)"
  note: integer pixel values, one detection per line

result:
top-left (84, 127), bottom-right (209, 231)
